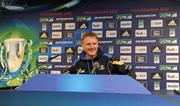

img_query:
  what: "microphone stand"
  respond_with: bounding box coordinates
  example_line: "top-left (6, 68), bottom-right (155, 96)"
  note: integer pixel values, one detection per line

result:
top-left (22, 45), bottom-right (78, 82)
top-left (22, 54), bottom-right (61, 83)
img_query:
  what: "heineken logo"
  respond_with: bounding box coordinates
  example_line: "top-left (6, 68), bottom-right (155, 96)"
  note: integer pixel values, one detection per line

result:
top-left (159, 65), bottom-right (177, 71)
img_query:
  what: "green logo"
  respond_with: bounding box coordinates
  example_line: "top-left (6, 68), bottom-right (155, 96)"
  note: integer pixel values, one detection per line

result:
top-left (159, 65), bottom-right (177, 71)
top-left (115, 39), bottom-right (132, 44)
top-left (159, 38), bottom-right (177, 44)
top-left (116, 14), bottom-right (132, 20)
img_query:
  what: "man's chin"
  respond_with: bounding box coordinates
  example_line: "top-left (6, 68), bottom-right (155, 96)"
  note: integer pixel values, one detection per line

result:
top-left (90, 54), bottom-right (97, 58)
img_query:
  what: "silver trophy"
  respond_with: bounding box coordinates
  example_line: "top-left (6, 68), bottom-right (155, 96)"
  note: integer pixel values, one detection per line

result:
top-left (0, 38), bottom-right (32, 86)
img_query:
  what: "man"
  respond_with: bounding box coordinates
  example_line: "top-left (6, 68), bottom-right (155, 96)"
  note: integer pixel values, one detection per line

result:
top-left (68, 32), bottom-right (133, 76)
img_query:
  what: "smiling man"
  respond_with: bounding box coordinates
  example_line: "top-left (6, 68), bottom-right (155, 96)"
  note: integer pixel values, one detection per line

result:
top-left (81, 32), bottom-right (99, 59)
top-left (67, 32), bottom-right (133, 75)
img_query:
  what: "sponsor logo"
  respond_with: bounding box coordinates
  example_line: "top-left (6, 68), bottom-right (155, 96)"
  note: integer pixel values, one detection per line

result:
top-left (166, 46), bottom-right (179, 54)
top-left (166, 82), bottom-right (179, 90)
top-left (135, 14), bottom-right (156, 18)
top-left (154, 81), bottom-right (160, 90)
top-left (151, 46), bottom-right (163, 53)
top-left (135, 29), bottom-right (147, 37)
top-left (92, 22), bottom-right (103, 29)
top-left (40, 17), bottom-right (53, 22)
top-left (51, 55), bottom-right (61, 62)
top-left (66, 54), bottom-right (73, 63)
top-left (55, 41), bottom-right (73, 44)
top-left (51, 47), bottom-right (61, 54)
top-left (78, 47), bottom-right (83, 54)
top-left (135, 72), bottom-right (147, 80)
top-left (78, 22), bottom-right (88, 29)
top-left (151, 19), bottom-right (163, 27)
top-left (40, 41), bottom-right (52, 46)
top-left (166, 19), bottom-right (178, 26)
top-left (150, 29), bottom-right (163, 37)
top-left (93, 31), bottom-right (103, 38)
top-left (99, 40), bottom-right (113, 44)
top-left (106, 30), bottom-right (117, 38)
top-left (120, 55), bottom-right (132, 63)
top-left (166, 55), bottom-right (179, 63)
top-left (116, 14), bottom-right (132, 20)
top-left (42, 23), bottom-right (47, 31)
top-left (159, 65), bottom-right (177, 71)
top-left (115, 39), bottom-right (132, 45)
top-left (39, 70), bottom-right (49, 74)
top-left (135, 66), bottom-right (156, 70)
top-left (65, 31), bottom-right (74, 38)
top-left (159, 12), bottom-right (177, 18)
top-left (94, 16), bottom-right (113, 20)
top-left (54, 65), bottom-right (71, 68)
top-left (135, 55), bottom-right (147, 63)
top-left (39, 64), bottom-right (52, 69)
top-left (52, 32), bottom-right (62, 39)
top-left (65, 23), bottom-right (76, 30)
top-left (138, 20), bottom-right (144, 28)
top-left (120, 21), bottom-right (132, 28)
top-left (108, 45), bottom-right (114, 54)
top-left (38, 55), bottom-right (48, 62)
top-left (151, 73), bottom-right (163, 80)
top-left (166, 73), bottom-right (179, 80)
top-left (120, 46), bottom-right (132, 54)
top-left (135, 40), bottom-right (156, 44)
top-left (39, 47), bottom-right (48, 53)
top-left (75, 40), bottom-right (81, 45)
top-left (52, 23), bottom-right (62, 30)
top-left (106, 21), bottom-right (117, 29)
top-left (65, 47), bottom-right (75, 54)
top-left (135, 46), bottom-right (147, 54)
top-left (39, 32), bottom-right (49, 39)
top-left (121, 30), bottom-right (131, 37)
top-left (159, 38), bottom-right (177, 44)
top-left (51, 71), bottom-right (61, 74)
top-left (169, 27), bottom-right (176, 37)
top-left (154, 55), bottom-right (160, 64)
top-left (76, 16), bottom-right (91, 21)
top-left (56, 17), bottom-right (74, 21)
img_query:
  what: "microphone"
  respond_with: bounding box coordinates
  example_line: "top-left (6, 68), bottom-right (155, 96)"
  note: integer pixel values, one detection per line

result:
top-left (91, 62), bottom-right (100, 74)
top-left (77, 68), bottom-right (84, 74)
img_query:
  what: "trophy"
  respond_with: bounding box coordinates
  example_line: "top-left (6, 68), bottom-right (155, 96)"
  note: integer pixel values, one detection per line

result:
top-left (0, 38), bottom-right (32, 87)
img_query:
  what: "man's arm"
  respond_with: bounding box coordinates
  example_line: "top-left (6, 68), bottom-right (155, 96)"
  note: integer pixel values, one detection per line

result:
top-left (64, 65), bottom-right (77, 74)
top-left (109, 55), bottom-right (136, 78)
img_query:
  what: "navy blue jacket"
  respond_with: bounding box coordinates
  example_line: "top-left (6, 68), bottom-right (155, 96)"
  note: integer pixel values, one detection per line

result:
top-left (68, 49), bottom-right (131, 75)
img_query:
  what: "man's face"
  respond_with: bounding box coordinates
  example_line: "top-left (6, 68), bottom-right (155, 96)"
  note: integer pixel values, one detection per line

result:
top-left (82, 36), bottom-right (99, 59)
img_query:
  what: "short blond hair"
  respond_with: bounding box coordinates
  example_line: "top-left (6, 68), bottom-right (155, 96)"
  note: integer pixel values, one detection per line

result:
top-left (81, 32), bottom-right (99, 41)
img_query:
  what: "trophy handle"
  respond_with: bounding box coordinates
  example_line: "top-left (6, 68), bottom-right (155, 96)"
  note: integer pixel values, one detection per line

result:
top-left (0, 43), bottom-right (5, 69)
top-left (20, 40), bottom-right (33, 79)
top-left (0, 43), bottom-right (8, 80)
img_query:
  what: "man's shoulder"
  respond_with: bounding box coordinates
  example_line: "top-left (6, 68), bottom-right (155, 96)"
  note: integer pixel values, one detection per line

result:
top-left (102, 53), bottom-right (113, 59)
